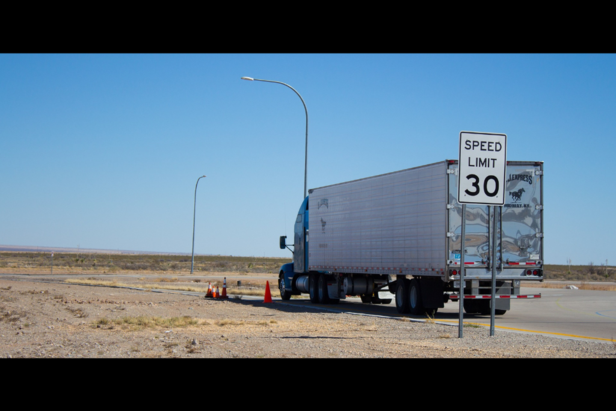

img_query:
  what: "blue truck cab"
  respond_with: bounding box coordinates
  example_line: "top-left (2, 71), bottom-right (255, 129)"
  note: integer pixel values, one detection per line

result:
top-left (278, 196), bottom-right (309, 300)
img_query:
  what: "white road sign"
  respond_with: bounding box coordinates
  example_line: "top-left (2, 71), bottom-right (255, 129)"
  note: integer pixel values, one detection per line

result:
top-left (458, 131), bottom-right (507, 205)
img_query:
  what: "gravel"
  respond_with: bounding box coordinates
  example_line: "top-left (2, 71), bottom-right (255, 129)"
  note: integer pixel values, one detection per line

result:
top-left (0, 278), bottom-right (614, 358)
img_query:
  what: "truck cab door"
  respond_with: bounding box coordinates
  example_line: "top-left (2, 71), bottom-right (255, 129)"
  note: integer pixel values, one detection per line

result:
top-left (294, 196), bottom-right (309, 273)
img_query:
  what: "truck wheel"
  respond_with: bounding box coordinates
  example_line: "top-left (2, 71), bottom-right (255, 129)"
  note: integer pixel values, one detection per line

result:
top-left (409, 279), bottom-right (424, 315)
top-left (279, 274), bottom-right (292, 301)
top-left (326, 275), bottom-right (340, 304)
top-left (309, 273), bottom-right (319, 303)
top-left (380, 299), bottom-right (392, 305)
top-left (478, 300), bottom-right (491, 315)
top-left (495, 309), bottom-right (507, 315)
top-left (360, 294), bottom-right (372, 304)
top-left (463, 299), bottom-right (479, 314)
top-left (317, 273), bottom-right (331, 304)
top-left (396, 279), bottom-right (410, 314)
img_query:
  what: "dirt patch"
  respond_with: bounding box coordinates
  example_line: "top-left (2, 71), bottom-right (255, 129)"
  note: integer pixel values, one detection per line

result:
top-left (0, 278), bottom-right (614, 358)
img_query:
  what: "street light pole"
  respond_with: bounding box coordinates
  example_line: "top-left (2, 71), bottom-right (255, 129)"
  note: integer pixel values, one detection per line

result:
top-left (241, 76), bottom-right (309, 199)
top-left (191, 175), bottom-right (206, 274)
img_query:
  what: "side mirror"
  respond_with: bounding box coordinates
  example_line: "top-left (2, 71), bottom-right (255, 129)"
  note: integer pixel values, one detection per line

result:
top-left (279, 236), bottom-right (287, 250)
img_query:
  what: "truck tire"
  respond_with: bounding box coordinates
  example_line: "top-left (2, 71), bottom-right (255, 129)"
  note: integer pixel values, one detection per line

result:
top-left (463, 299), bottom-right (481, 314)
top-left (409, 279), bottom-right (424, 315)
top-left (495, 309), bottom-right (507, 315)
top-left (309, 273), bottom-right (319, 303)
top-left (279, 274), bottom-right (292, 301)
top-left (360, 294), bottom-right (372, 304)
top-left (380, 299), bottom-right (392, 305)
top-left (317, 273), bottom-right (331, 304)
top-left (396, 279), bottom-right (410, 314)
top-left (478, 300), bottom-right (491, 315)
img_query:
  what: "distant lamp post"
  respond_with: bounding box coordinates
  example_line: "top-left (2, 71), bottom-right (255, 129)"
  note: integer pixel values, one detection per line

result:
top-left (241, 76), bottom-right (309, 199)
top-left (191, 175), bottom-right (206, 274)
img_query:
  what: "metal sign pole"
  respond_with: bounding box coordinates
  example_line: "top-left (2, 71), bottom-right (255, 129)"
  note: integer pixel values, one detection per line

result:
top-left (490, 206), bottom-right (496, 336)
top-left (458, 204), bottom-right (466, 338)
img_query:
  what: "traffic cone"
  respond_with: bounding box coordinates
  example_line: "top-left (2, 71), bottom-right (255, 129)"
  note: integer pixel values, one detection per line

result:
top-left (221, 277), bottom-right (228, 299)
top-left (214, 286), bottom-right (220, 299)
top-left (205, 283), bottom-right (213, 299)
top-left (263, 281), bottom-right (273, 303)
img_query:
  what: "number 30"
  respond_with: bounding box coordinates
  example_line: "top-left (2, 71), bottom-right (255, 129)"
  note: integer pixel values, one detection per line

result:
top-left (465, 174), bottom-right (499, 197)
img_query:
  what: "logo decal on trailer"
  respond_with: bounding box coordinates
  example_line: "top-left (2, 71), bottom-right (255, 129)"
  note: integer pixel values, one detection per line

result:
top-left (509, 188), bottom-right (525, 202)
top-left (321, 218), bottom-right (327, 233)
top-left (318, 199), bottom-right (329, 209)
top-left (506, 174), bottom-right (533, 185)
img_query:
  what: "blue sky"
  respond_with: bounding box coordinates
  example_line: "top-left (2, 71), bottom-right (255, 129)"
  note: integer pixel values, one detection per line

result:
top-left (1, 53), bottom-right (614, 265)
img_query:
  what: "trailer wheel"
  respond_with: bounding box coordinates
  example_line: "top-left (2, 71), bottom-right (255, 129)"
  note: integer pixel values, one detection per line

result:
top-left (409, 279), bottom-right (424, 315)
top-left (463, 300), bottom-right (480, 314)
top-left (395, 279), bottom-right (410, 314)
top-left (279, 273), bottom-right (292, 301)
top-left (478, 300), bottom-right (491, 315)
top-left (309, 273), bottom-right (319, 303)
top-left (317, 273), bottom-right (331, 304)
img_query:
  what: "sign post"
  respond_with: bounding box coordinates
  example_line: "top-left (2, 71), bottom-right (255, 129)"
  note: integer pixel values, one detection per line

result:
top-left (458, 131), bottom-right (507, 337)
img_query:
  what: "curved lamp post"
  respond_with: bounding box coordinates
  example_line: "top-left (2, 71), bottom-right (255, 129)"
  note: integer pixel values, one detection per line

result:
top-left (191, 175), bottom-right (206, 274)
top-left (241, 76), bottom-right (309, 199)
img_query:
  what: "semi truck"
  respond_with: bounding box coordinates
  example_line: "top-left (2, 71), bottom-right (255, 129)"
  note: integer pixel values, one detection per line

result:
top-left (278, 160), bottom-right (543, 315)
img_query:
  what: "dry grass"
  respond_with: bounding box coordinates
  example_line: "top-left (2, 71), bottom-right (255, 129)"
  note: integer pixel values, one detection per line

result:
top-left (0, 251), bottom-right (291, 275)
top-left (94, 315), bottom-right (202, 330)
top-left (92, 315), bottom-right (278, 331)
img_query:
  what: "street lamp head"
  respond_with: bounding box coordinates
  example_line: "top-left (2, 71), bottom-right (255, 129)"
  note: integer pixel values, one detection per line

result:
top-left (241, 77), bottom-right (254, 81)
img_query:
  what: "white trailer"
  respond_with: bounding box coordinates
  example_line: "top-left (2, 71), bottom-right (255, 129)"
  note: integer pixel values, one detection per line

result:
top-left (278, 160), bottom-right (543, 315)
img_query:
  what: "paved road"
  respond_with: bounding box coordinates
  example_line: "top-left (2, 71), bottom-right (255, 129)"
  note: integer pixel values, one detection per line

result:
top-left (2, 273), bottom-right (615, 342)
top-left (268, 286), bottom-right (616, 342)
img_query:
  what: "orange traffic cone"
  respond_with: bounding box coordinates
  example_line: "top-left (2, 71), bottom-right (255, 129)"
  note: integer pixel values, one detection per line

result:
top-left (205, 282), bottom-right (213, 299)
top-left (263, 281), bottom-right (273, 303)
top-left (214, 286), bottom-right (220, 299)
top-left (221, 277), bottom-right (228, 299)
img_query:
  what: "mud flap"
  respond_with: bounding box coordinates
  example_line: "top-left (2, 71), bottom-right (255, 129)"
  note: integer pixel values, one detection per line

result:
top-left (420, 278), bottom-right (444, 309)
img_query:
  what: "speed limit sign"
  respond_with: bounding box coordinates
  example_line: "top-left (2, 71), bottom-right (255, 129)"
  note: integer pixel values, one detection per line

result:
top-left (458, 131), bottom-right (507, 205)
